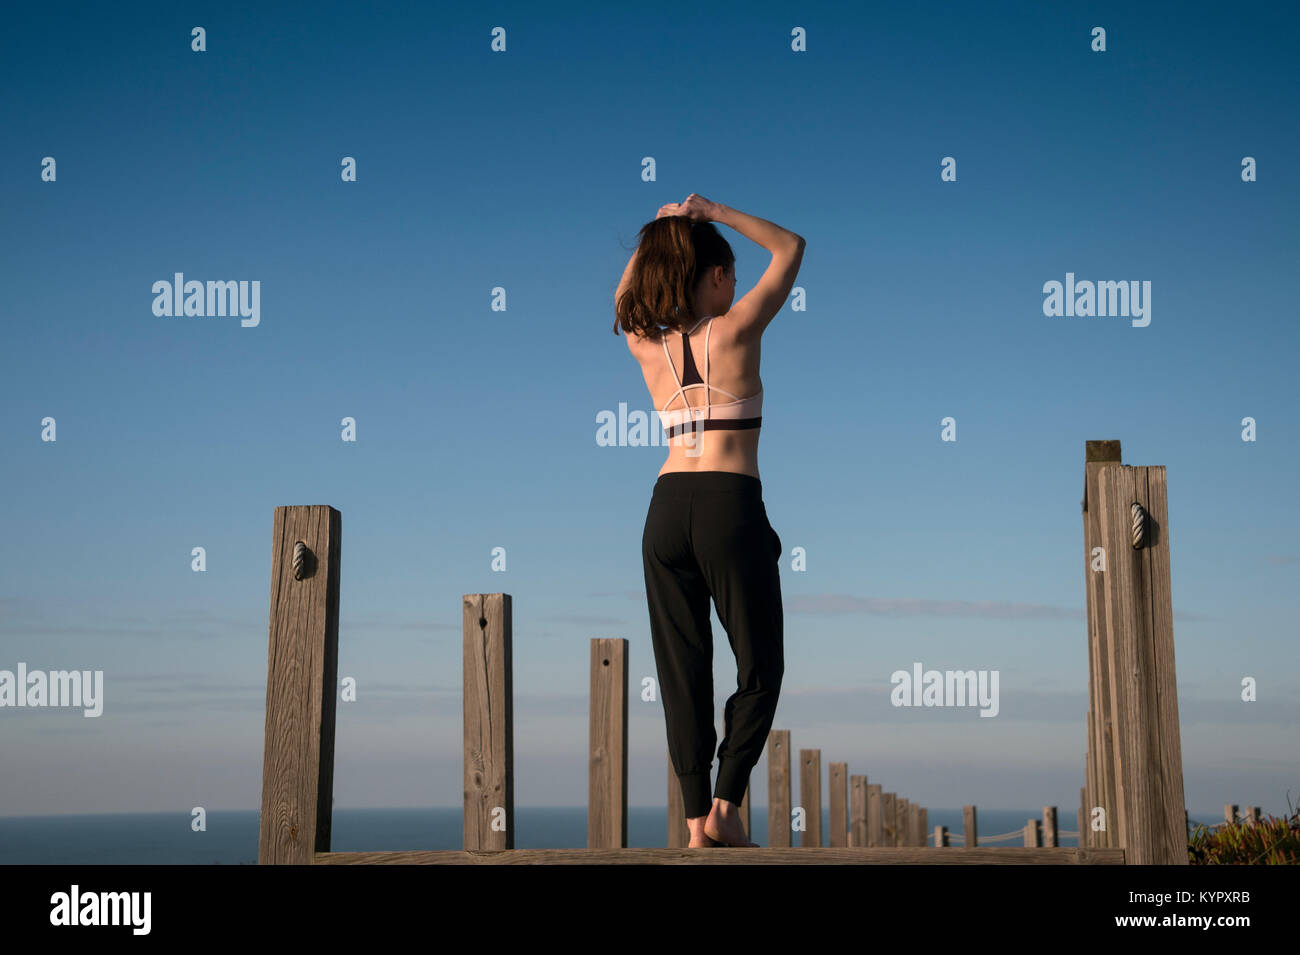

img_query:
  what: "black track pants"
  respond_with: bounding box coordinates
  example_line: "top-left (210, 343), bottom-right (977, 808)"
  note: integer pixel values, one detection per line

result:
top-left (641, 470), bottom-right (785, 819)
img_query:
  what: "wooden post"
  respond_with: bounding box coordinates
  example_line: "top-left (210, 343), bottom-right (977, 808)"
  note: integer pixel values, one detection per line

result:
top-left (588, 638), bottom-right (627, 848)
top-left (1083, 707), bottom-right (1089, 847)
top-left (907, 801), bottom-right (920, 846)
top-left (1096, 459), bottom-right (1187, 864)
top-left (918, 808), bottom-right (928, 847)
top-left (1224, 804), bottom-right (1238, 826)
top-left (849, 776), bottom-right (868, 846)
top-left (1247, 806), bottom-right (1261, 825)
top-left (935, 825), bottom-right (949, 847)
top-left (1044, 806), bottom-right (1058, 847)
top-left (799, 749), bottom-right (822, 846)
top-left (963, 805), bottom-right (978, 848)
top-left (463, 593), bottom-right (513, 850)
top-left (829, 762), bottom-right (848, 847)
top-left (882, 792), bottom-right (897, 846)
top-left (666, 753), bottom-right (688, 847)
top-left (767, 730), bottom-right (791, 847)
top-left (1083, 439), bottom-right (1122, 850)
top-left (1079, 787), bottom-right (1087, 847)
top-left (1025, 819), bottom-right (1041, 847)
top-left (1084, 708), bottom-right (1095, 847)
top-left (259, 505), bottom-right (341, 865)
top-left (867, 783), bottom-right (883, 847)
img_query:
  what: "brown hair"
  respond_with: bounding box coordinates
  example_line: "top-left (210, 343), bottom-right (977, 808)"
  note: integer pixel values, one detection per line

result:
top-left (612, 216), bottom-right (735, 338)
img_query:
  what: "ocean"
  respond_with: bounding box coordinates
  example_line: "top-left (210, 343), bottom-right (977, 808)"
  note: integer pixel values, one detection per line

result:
top-left (0, 807), bottom-right (1124, 864)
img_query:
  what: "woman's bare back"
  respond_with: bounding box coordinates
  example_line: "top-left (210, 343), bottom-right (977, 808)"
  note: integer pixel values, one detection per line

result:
top-left (626, 313), bottom-right (764, 478)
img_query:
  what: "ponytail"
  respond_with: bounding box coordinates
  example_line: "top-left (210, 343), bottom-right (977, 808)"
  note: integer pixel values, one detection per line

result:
top-left (613, 217), bottom-right (733, 338)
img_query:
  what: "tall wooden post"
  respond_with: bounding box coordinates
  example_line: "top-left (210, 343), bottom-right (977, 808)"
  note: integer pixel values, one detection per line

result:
top-left (1083, 439), bottom-right (1121, 849)
top-left (588, 638), bottom-right (627, 848)
top-left (1095, 457), bottom-right (1187, 864)
top-left (829, 762), bottom-right (849, 847)
top-left (259, 505), bottom-right (342, 865)
top-left (767, 730), bottom-right (791, 847)
top-left (799, 748), bottom-right (822, 846)
top-left (463, 593), bottom-right (513, 850)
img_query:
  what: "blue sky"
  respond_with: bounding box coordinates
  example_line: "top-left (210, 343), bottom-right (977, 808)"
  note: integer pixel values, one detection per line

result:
top-left (2, 0), bottom-right (1297, 823)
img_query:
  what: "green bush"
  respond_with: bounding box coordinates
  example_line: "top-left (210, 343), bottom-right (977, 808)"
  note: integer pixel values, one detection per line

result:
top-left (1188, 805), bottom-right (1300, 864)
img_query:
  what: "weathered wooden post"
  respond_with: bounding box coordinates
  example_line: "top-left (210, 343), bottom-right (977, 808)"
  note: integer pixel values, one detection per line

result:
top-left (259, 505), bottom-right (342, 865)
top-left (667, 753), bottom-right (688, 847)
top-left (848, 774), bottom-right (867, 846)
top-left (867, 783), bottom-right (883, 846)
top-left (882, 792), bottom-right (897, 846)
top-left (588, 638), bottom-right (627, 848)
top-left (829, 762), bottom-right (849, 846)
top-left (935, 824), bottom-right (949, 847)
top-left (767, 729), bottom-right (791, 847)
top-left (463, 593), bottom-right (513, 850)
top-left (1094, 449), bottom-right (1187, 864)
top-left (1024, 819), bottom-right (1041, 847)
top-left (963, 805), bottom-right (978, 848)
top-left (1083, 440), bottom-right (1121, 849)
top-left (799, 748), bottom-right (822, 846)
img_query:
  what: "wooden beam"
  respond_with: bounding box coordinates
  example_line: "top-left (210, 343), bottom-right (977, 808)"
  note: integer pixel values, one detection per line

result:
top-left (315, 847), bottom-right (1125, 865)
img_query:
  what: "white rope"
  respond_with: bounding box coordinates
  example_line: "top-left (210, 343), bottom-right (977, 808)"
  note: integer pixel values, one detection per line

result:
top-left (1131, 502), bottom-right (1147, 548)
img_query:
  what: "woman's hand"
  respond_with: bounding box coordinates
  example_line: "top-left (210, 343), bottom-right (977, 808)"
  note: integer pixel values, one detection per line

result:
top-left (677, 193), bottom-right (715, 222)
top-left (656, 193), bottom-right (717, 222)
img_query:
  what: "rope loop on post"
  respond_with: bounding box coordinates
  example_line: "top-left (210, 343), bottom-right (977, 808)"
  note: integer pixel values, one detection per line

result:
top-left (1131, 502), bottom-right (1147, 550)
top-left (293, 540), bottom-right (309, 580)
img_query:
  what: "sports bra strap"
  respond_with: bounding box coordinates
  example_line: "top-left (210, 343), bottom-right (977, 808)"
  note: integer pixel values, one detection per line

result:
top-left (702, 316), bottom-right (712, 416)
top-left (660, 315), bottom-right (712, 412)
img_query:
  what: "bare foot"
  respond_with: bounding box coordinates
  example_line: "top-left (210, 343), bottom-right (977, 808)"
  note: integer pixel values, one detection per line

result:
top-left (686, 814), bottom-right (719, 847)
top-left (704, 797), bottom-right (759, 846)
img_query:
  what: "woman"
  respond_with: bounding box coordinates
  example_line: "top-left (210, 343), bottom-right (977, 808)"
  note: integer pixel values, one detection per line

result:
top-left (613, 194), bottom-right (805, 847)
